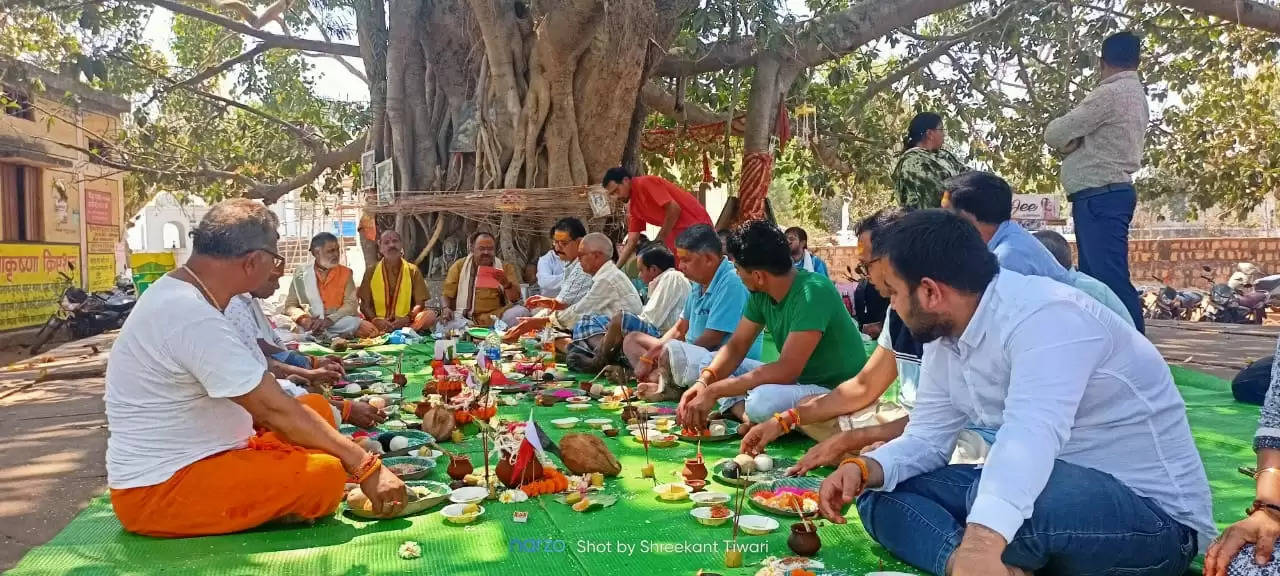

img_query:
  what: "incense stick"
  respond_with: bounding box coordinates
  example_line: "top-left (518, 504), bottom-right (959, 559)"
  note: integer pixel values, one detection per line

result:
top-left (730, 476), bottom-right (746, 542)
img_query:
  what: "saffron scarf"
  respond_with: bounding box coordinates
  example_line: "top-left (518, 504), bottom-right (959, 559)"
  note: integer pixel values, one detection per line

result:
top-left (369, 258), bottom-right (413, 318)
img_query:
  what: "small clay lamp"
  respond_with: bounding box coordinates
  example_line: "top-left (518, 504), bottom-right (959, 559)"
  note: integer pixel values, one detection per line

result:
top-left (682, 457), bottom-right (707, 483)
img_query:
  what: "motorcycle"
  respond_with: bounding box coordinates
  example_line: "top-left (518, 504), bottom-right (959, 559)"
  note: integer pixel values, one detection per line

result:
top-left (1142, 276), bottom-right (1181, 320)
top-left (1197, 265), bottom-right (1256, 324)
top-left (29, 264), bottom-right (137, 355)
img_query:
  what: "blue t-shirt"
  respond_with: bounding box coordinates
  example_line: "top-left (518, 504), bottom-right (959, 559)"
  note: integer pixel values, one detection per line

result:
top-left (988, 221), bottom-right (1071, 284)
top-left (683, 257), bottom-right (763, 360)
top-left (792, 251), bottom-right (829, 277)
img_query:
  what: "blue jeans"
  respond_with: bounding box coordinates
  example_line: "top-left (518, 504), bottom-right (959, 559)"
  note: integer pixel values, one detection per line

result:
top-left (710, 358), bottom-right (831, 423)
top-left (1073, 186), bottom-right (1144, 332)
top-left (857, 461), bottom-right (1196, 576)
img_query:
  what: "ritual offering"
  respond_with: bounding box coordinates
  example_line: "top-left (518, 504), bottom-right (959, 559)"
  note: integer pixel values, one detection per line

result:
top-left (691, 504), bottom-right (734, 526)
top-left (441, 503), bottom-right (485, 524)
top-left (345, 372), bottom-right (382, 385)
top-left (397, 541), bottom-right (421, 560)
top-left (733, 453), bottom-right (757, 474)
top-left (747, 478), bottom-right (822, 516)
top-left (686, 478), bottom-right (707, 492)
top-left (449, 486), bottom-right (490, 504)
top-left (654, 482), bottom-right (692, 501)
top-left (342, 351), bottom-right (383, 368)
top-left (498, 489), bottom-right (529, 503)
top-left (631, 431), bottom-right (678, 447)
top-left (753, 454), bottom-right (774, 472)
top-left (724, 548), bottom-right (744, 568)
top-left (599, 400), bottom-right (622, 412)
top-left (567, 403), bottom-right (590, 412)
top-left (383, 456), bottom-right (435, 480)
top-left (337, 383), bottom-right (364, 398)
top-left (378, 430), bottom-right (433, 455)
top-left (451, 429), bottom-right (465, 443)
top-left (682, 456), bottom-right (708, 483)
top-left (713, 456), bottom-right (797, 487)
top-left (551, 417), bottom-right (580, 429)
top-left (585, 418), bottom-right (611, 429)
top-left (691, 491), bottom-right (732, 507)
top-left (641, 462), bottom-right (655, 478)
top-left (787, 522), bottom-right (821, 557)
top-left (332, 338), bottom-right (349, 352)
top-left (446, 455), bottom-right (475, 481)
top-left (677, 422), bottom-right (739, 442)
top-left (345, 480), bottom-right (450, 519)
top-left (559, 434), bottom-right (622, 476)
top-left (602, 426), bottom-right (619, 438)
top-left (415, 398), bottom-right (457, 440)
top-left (737, 515), bottom-right (780, 536)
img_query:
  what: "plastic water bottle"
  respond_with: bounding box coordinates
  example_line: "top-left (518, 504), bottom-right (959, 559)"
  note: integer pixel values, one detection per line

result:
top-left (484, 332), bottom-right (502, 365)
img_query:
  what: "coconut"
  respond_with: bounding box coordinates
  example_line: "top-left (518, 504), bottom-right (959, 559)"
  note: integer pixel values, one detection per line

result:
top-left (388, 436), bottom-right (411, 452)
top-left (753, 453), bottom-right (774, 472)
top-left (343, 383), bottom-right (362, 394)
top-left (732, 453), bottom-right (757, 474)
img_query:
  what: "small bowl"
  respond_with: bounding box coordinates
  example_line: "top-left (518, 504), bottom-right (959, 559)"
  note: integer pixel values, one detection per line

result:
top-left (738, 514), bottom-right (780, 535)
top-left (551, 417), bottom-right (580, 429)
top-left (685, 479), bottom-right (707, 492)
top-left (691, 492), bottom-right (731, 508)
top-left (449, 486), bottom-right (490, 504)
top-left (599, 401), bottom-right (622, 411)
top-left (441, 503), bottom-right (484, 524)
top-left (653, 482), bottom-right (692, 501)
top-left (690, 506), bottom-right (734, 526)
top-left (585, 418), bottom-right (612, 429)
top-left (408, 448), bottom-right (444, 460)
top-left (567, 403), bottom-right (591, 412)
top-left (567, 396), bottom-right (591, 404)
top-left (603, 427), bottom-right (619, 438)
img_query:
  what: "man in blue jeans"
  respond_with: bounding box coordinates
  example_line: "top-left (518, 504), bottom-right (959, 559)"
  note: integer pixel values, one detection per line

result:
top-left (818, 211), bottom-right (1213, 576)
top-left (1045, 31), bottom-right (1149, 331)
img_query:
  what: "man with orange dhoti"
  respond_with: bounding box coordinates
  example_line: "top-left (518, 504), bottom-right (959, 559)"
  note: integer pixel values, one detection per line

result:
top-left (357, 230), bottom-right (434, 333)
top-left (106, 199), bottom-right (406, 538)
top-left (285, 232), bottom-right (370, 338)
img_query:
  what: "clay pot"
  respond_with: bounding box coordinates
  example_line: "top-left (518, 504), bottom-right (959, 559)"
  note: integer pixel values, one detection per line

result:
top-left (446, 455), bottom-right (474, 481)
top-left (681, 458), bottom-right (708, 483)
top-left (787, 522), bottom-right (821, 557)
top-left (603, 428), bottom-right (619, 438)
top-left (580, 380), bottom-right (593, 392)
top-left (392, 373), bottom-right (407, 386)
top-left (495, 448), bottom-right (544, 488)
top-left (621, 405), bottom-right (641, 423)
top-left (535, 395), bottom-right (557, 407)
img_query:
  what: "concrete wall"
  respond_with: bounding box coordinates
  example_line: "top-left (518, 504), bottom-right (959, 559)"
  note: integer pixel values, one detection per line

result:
top-left (813, 236), bottom-right (1280, 290)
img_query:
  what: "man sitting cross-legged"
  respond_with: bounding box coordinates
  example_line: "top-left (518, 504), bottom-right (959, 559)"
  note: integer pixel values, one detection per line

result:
top-left (107, 199), bottom-right (405, 538)
top-left (225, 260), bottom-right (390, 431)
top-left (737, 208), bottom-right (992, 472)
top-left (676, 220), bottom-right (867, 431)
top-left (625, 224), bottom-right (761, 401)
top-left (818, 210), bottom-right (1213, 576)
top-left (572, 244), bottom-right (691, 373)
top-left (507, 233), bottom-right (642, 346)
top-left (284, 232), bottom-right (370, 338)
top-left (442, 231), bottom-right (526, 328)
top-left (358, 230), bottom-right (432, 333)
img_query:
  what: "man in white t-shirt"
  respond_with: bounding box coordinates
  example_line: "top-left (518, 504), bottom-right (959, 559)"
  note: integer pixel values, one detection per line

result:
top-left (106, 199), bottom-right (406, 537)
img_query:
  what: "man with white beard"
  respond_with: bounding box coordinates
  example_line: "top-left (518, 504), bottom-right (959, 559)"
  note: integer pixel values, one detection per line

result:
top-left (284, 232), bottom-right (366, 338)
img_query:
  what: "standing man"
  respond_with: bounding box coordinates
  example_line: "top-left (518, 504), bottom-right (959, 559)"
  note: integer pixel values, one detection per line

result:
top-left (357, 230), bottom-right (431, 333)
top-left (1045, 31), bottom-right (1148, 331)
top-left (785, 227), bottom-right (829, 277)
top-left (284, 232), bottom-right (365, 338)
top-left (602, 167), bottom-right (712, 266)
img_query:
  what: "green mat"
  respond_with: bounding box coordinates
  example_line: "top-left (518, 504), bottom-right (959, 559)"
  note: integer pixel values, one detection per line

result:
top-left (6, 349), bottom-right (1259, 576)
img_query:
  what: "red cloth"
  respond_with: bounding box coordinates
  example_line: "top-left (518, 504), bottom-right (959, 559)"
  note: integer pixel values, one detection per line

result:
top-left (626, 175), bottom-right (712, 252)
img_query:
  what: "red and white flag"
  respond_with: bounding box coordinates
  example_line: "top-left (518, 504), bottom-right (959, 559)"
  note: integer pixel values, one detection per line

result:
top-left (510, 411), bottom-right (545, 483)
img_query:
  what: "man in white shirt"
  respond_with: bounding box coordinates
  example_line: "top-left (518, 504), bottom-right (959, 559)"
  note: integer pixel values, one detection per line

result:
top-left (105, 199), bottom-right (405, 537)
top-left (508, 233), bottom-right (642, 345)
top-left (1045, 31), bottom-right (1148, 331)
top-left (530, 217), bottom-right (592, 308)
top-left (536, 223), bottom-right (565, 298)
top-left (568, 244), bottom-right (691, 372)
top-left (818, 210), bottom-right (1212, 576)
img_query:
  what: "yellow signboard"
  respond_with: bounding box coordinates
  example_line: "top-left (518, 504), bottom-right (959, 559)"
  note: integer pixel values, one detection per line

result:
top-left (88, 253), bottom-right (116, 293)
top-left (87, 225), bottom-right (120, 254)
top-left (0, 243), bottom-right (80, 332)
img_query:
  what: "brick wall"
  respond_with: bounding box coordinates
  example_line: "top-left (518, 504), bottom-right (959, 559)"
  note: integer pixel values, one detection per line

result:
top-left (814, 236), bottom-right (1280, 290)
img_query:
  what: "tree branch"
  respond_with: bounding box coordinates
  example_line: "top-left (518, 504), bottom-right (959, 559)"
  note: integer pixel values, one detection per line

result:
top-left (848, 41), bottom-right (956, 115)
top-left (810, 136), bottom-right (854, 175)
top-left (654, 38), bottom-right (759, 77)
top-left (789, 0), bottom-right (973, 67)
top-left (147, 43), bottom-right (268, 105)
top-left (302, 3), bottom-right (368, 83)
top-left (640, 81), bottom-right (727, 125)
top-left (1147, 0), bottom-right (1280, 34)
top-left (146, 0), bottom-right (362, 57)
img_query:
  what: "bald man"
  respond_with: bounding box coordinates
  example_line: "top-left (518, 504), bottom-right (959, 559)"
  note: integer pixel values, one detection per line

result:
top-left (510, 233), bottom-right (642, 342)
top-left (357, 231), bottom-right (432, 333)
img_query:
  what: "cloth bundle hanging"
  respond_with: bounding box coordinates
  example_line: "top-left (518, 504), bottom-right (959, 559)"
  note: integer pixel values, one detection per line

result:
top-left (735, 152), bottom-right (774, 224)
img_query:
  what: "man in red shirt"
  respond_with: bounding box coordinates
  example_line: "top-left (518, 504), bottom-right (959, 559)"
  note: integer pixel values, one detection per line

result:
top-left (603, 167), bottom-right (713, 266)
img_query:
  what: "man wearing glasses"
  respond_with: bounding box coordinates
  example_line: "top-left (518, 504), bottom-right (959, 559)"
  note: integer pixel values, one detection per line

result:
top-left (105, 199), bottom-right (406, 537)
top-left (507, 233), bottom-right (641, 342)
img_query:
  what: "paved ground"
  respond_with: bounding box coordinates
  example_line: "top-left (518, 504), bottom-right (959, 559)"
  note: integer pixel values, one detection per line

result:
top-left (0, 322), bottom-right (1276, 571)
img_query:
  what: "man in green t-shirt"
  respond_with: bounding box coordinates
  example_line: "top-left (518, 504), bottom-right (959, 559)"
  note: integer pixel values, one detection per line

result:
top-left (676, 220), bottom-right (867, 431)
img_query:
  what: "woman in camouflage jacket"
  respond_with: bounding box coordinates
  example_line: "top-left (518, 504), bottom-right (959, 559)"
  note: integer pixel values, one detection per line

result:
top-left (890, 112), bottom-right (968, 209)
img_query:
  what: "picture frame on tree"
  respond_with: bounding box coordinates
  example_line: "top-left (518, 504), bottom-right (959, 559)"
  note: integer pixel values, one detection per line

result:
top-left (587, 185), bottom-right (612, 219)
top-left (376, 159), bottom-right (394, 205)
top-left (361, 150), bottom-right (376, 190)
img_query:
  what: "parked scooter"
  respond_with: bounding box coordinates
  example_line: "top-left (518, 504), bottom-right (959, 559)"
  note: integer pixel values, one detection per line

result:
top-left (1197, 265), bottom-right (1258, 324)
top-left (28, 264), bottom-right (136, 355)
top-left (1142, 276), bottom-right (1182, 320)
